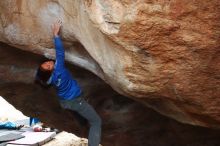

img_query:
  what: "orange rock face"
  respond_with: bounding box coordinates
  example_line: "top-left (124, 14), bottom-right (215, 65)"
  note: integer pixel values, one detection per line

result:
top-left (0, 0), bottom-right (220, 127)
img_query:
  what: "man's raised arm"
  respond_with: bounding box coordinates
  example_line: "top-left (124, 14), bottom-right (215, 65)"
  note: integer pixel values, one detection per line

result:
top-left (52, 20), bottom-right (65, 70)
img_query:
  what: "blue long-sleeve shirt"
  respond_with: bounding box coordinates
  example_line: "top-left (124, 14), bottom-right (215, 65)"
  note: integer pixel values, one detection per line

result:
top-left (48, 36), bottom-right (82, 100)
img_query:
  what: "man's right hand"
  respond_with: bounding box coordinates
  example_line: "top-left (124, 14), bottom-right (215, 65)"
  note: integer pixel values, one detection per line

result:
top-left (52, 20), bottom-right (62, 37)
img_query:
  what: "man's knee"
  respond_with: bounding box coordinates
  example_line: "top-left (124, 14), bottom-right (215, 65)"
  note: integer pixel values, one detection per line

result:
top-left (91, 114), bottom-right (102, 127)
top-left (96, 115), bottom-right (102, 126)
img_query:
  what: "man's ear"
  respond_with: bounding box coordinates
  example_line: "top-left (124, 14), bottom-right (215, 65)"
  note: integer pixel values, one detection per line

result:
top-left (39, 64), bottom-right (45, 71)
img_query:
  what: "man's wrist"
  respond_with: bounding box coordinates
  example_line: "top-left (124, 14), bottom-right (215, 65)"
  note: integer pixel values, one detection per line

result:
top-left (54, 34), bottom-right (59, 38)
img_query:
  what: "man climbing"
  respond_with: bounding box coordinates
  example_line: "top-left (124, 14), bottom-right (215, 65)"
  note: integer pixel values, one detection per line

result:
top-left (36, 20), bottom-right (101, 146)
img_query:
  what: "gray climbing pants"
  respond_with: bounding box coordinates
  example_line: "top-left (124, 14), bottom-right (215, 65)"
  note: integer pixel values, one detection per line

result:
top-left (60, 96), bottom-right (101, 146)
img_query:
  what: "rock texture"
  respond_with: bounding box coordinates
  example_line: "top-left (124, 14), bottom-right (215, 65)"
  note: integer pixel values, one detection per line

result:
top-left (43, 132), bottom-right (90, 146)
top-left (1, 43), bottom-right (220, 146)
top-left (0, 0), bottom-right (220, 128)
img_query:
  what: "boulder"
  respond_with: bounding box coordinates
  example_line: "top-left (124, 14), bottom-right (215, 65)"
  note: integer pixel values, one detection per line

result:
top-left (1, 41), bottom-right (220, 146)
top-left (0, 0), bottom-right (220, 127)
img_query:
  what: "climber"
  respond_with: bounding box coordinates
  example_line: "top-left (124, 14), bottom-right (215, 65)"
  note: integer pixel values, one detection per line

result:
top-left (35, 20), bottom-right (101, 146)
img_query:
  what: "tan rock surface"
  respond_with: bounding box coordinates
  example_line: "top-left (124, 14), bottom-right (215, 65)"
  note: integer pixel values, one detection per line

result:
top-left (0, 0), bottom-right (220, 127)
top-left (43, 132), bottom-right (87, 146)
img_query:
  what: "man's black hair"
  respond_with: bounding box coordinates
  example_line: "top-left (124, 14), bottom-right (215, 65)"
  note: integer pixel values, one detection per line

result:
top-left (35, 59), bottom-right (55, 88)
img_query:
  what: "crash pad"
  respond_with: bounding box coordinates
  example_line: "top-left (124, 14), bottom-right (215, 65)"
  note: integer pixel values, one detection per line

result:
top-left (7, 131), bottom-right (56, 146)
top-left (0, 133), bottom-right (24, 142)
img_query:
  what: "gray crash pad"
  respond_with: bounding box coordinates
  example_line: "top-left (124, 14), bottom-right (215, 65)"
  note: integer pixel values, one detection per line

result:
top-left (0, 133), bottom-right (24, 142)
top-left (8, 131), bottom-right (56, 146)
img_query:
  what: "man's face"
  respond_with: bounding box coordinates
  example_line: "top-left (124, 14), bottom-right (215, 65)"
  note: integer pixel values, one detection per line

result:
top-left (40, 61), bottom-right (54, 71)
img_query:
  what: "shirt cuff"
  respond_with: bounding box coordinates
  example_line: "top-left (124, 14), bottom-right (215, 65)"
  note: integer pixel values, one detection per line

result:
top-left (54, 35), bottom-right (60, 38)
